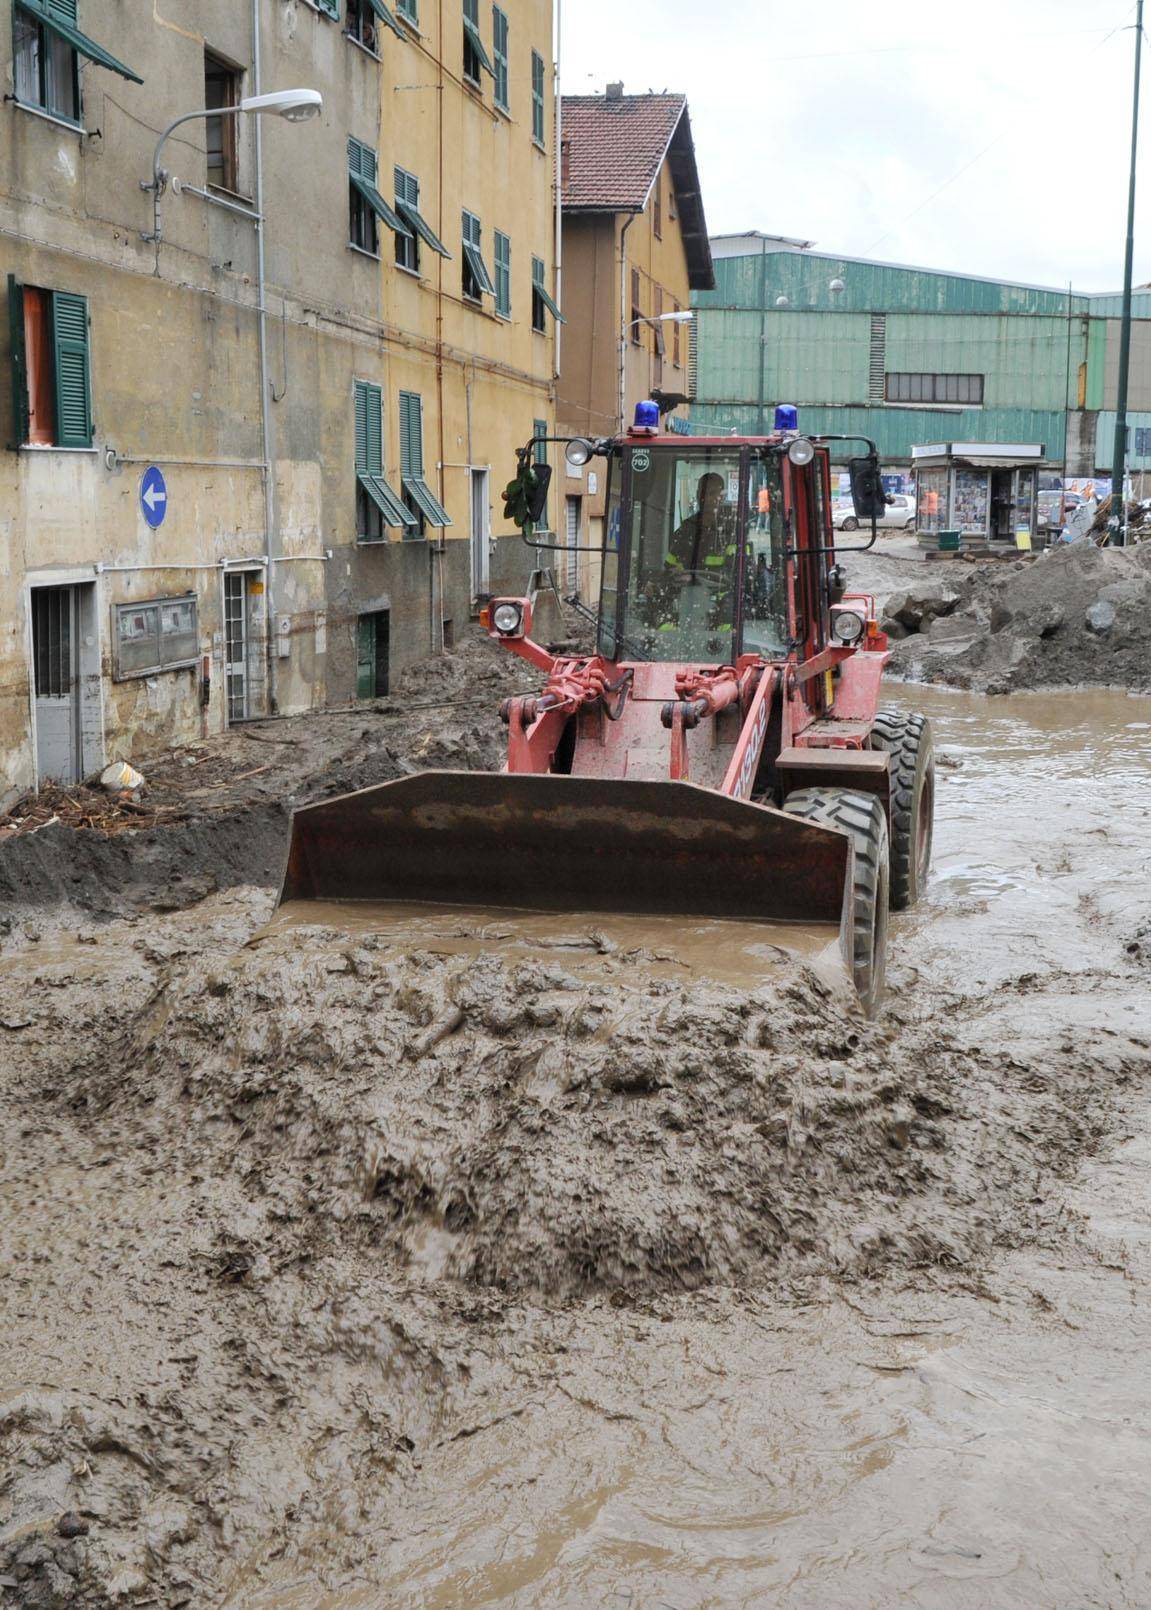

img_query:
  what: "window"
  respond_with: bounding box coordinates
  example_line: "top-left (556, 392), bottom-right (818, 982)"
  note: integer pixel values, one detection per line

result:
top-left (204, 51), bottom-right (242, 194)
top-left (399, 391), bottom-right (452, 533)
top-left (357, 610), bottom-right (390, 699)
top-left (8, 277), bottom-right (92, 449)
top-left (114, 596), bottom-right (198, 680)
top-left (494, 231), bottom-right (511, 319)
top-left (12, 0), bottom-right (141, 125)
top-left (630, 268), bottom-right (642, 344)
top-left (885, 372), bottom-right (984, 405)
top-left (313, 0), bottom-right (339, 15)
top-left (347, 0), bottom-right (406, 48)
top-left (396, 0), bottom-right (417, 21)
top-left (531, 49), bottom-right (546, 146)
top-left (531, 255), bottom-right (564, 333)
top-left (533, 419), bottom-right (550, 532)
top-left (672, 299), bottom-right (682, 367)
top-left (462, 211), bottom-right (495, 302)
top-left (652, 285), bottom-right (664, 386)
top-left (492, 6), bottom-right (509, 110)
top-left (654, 173), bottom-right (662, 240)
top-left (463, 0), bottom-right (493, 85)
top-left (349, 139), bottom-right (411, 258)
top-left (393, 168), bottom-right (452, 274)
top-left (355, 380), bottom-right (414, 539)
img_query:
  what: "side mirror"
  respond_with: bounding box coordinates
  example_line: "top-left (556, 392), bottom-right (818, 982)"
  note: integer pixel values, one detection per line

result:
top-left (525, 463), bottom-right (552, 524)
top-left (849, 454), bottom-right (886, 521)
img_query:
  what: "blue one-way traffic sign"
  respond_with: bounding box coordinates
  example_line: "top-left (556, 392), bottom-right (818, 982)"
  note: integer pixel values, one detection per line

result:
top-left (140, 465), bottom-right (168, 529)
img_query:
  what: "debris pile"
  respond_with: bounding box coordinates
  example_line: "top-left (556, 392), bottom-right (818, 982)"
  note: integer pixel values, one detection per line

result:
top-left (882, 540), bottom-right (1151, 693)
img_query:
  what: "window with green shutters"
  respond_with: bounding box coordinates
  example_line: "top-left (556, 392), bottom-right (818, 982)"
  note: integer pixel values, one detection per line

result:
top-left (355, 379), bottom-right (414, 538)
top-left (7, 277), bottom-right (92, 450)
top-left (14, 0), bottom-right (143, 121)
top-left (314, 0), bottom-right (339, 17)
top-left (462, 0), bottom-right (493, 86)
top-left (531, 50), bottom-right (545, 146)
top-left (346, 0), bottom-right (406, 51)
top-left (462, 211), bottom-right (495, 303)
top-left (494, 232), bottom-right (511, 319)
top-left (492, 6), bottom-right (509, 111)
top-left (396, 0), bottom-right (417, 22)
top-left (531, 255), bottom-right (564, 332)
top-left (349, 139), bottom-right (411, 260)
top-left (533, 418), bottom-right (550, 531)
top-left (393, 168), bottom-right (451, 274)
top-left (399, 391), bottom-right (452, 534)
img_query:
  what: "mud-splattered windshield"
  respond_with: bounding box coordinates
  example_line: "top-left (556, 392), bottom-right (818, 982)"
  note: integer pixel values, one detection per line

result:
top-left (598, 446), bottom-right (788, 662)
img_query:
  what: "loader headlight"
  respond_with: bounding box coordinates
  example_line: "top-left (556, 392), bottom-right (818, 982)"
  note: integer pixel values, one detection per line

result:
top-left (787, 436), bottom-right (816, 466)
top-left (565, 437), bottom-right (594, 468)
top-left (492, 602), bottom-right (524, 635)
top-left (831, 608), bottom-right (865, 644)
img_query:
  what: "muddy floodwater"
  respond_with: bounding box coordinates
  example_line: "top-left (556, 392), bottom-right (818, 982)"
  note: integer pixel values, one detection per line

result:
top-left (3, 687), bottom-right (1151, 1608)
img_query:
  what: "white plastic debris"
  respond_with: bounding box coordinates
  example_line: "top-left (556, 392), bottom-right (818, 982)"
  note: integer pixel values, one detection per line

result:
top-left (100, 761), bottom-right (145, 793)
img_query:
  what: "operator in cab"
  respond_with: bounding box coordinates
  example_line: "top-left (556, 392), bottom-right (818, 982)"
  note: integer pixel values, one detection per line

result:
top-left (666, 472), bottom-right (735, 577)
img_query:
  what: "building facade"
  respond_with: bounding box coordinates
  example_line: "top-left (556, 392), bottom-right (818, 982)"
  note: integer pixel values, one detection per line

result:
top-left (1, 0), bottom-right (558, 803)
top-left (555, 87), bottom-right (712, 600)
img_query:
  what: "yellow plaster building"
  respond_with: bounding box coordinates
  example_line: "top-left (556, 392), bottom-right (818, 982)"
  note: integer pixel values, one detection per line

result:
top-left (0, 0), bottom-right (558, 803)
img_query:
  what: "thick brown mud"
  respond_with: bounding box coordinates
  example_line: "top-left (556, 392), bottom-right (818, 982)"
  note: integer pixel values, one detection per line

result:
top-left (2, 688), bottom-right (1151, 1605)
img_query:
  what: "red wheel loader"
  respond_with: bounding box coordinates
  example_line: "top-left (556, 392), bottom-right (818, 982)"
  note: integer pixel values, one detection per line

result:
top-left (280, 406), bottom-right (934, 1013)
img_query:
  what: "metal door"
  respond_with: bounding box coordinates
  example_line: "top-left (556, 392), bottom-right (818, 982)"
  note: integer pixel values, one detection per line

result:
top-left (224, 572), bottom-right (249, 723)
top-left (565, 495), bottom-right (581, 596)
top-left (32, 585), bottom-right (81, 784)
top-left (470, 468), bottom-right (490, 597)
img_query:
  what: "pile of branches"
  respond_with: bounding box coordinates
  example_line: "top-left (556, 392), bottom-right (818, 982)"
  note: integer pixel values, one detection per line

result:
top-left (1087, 494), bottom-right (1151, 544)
top-left (0, 782), bottom-right (178, 840)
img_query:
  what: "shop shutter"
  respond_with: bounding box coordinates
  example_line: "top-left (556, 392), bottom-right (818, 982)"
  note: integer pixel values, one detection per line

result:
top-left (7, 276), bottom-right (29, 450)
top-left (51, 290), bottom-right (91, 449)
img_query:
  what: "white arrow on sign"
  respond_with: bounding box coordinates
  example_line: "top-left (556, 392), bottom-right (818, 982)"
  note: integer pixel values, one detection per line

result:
top-left (142, 482), bottom-right (167, 512)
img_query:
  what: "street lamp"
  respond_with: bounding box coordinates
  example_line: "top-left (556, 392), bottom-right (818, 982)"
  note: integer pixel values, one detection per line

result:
top-left (620, 310), bottom-right (694, 428)
top-left (141, 88), bottom-right (323, 243)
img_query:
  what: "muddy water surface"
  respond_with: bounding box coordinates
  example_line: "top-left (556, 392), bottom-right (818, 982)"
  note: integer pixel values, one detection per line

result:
top-left (243, 689), bottom-right (1151, 1609)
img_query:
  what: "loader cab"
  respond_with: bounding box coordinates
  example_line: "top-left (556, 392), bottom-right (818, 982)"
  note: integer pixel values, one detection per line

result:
top-left (596, 439), bottom-right (800, 664)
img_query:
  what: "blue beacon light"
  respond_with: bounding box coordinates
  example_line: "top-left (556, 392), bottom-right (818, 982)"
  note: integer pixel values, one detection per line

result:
top-left (774, 403), bottom-right (798, 432)
top-left (632, 399), bottom-right (660, 432)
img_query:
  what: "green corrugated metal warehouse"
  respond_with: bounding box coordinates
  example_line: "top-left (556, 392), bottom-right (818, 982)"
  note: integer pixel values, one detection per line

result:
top-left (689, 233), bottom-right (1150, 477)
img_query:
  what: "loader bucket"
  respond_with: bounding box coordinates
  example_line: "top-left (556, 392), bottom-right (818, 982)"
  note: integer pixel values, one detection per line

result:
top-left (279, 770), bottom-right (852, 929)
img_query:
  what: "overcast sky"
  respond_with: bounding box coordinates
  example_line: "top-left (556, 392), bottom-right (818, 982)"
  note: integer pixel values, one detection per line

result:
top-left (561, 0), bottom-right (1144, 293)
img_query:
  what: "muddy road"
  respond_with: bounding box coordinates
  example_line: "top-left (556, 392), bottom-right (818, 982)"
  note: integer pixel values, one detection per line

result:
top-left (2, 684), bottom-right (1151, 1606)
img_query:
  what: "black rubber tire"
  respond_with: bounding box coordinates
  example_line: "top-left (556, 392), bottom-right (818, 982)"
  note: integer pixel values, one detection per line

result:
top-left (841, 515), bottom-right (859, 532)
top-left (870, 709), bottom-right (935, 911)
top-left (782, 787), bottom-right (889, 1016)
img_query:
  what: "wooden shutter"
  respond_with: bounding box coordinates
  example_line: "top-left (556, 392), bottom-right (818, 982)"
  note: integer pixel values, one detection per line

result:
top-left (400, 392), bottom-right (424, 477)
top-left (51, 291), bottom-right (91, 449)
top-left (7, 276), bottom-right (29, 450)
top-left (46, 0), bottom-right (79, 22)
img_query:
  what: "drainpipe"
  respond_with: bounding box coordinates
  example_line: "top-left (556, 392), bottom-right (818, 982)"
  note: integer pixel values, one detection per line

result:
top-left (434, 0), bottom-right (446, 651)
top-left (617, 213), bottom-right (636, 432)
top-left (553, 0), bottom-right (562, 382)
top-left (252, 0), bottom-right (278, 711)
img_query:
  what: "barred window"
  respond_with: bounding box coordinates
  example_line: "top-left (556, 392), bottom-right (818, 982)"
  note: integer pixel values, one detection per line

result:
top-left (885, 372), bottom-right (984, 405)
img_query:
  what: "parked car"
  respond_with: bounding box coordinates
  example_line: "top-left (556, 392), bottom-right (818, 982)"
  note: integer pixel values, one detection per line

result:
top-left (833, 493), bottom-right (916, 532)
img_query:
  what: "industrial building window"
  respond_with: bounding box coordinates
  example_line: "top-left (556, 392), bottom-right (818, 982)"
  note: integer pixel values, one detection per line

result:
top-left (114, 596), bottom-right (198, 680)
top-left (531, 255), bottom-right (564, 333)
top-left (357, 610), bottom-right (390, 699)
top-left (462, 0), bottom-right (493, 85)
top-left (393, 168), bottom-right (451, 274)
top-left (355, 380), bottom-right (414, 539)
top-left (399, 391), bottom-right (452, 533)
top-left (462, 211), bottom-right (495, 302)
top-left (12, 0), bottom-right (141, 124)
top-left (533, 419), bottom-right (551, 532)
top-left (630, 268), bottom-right (642, 344)
top-left (349, 139), bottom-right (411, 259)
top-left (531, 49), bottom-right (545, 146)
top-left (346, 0), bottom-right (405, 50)
top-left (8, 277), bottom-right (92, 449)
top-left (494, 231), bottom-right (511, 319)
top-left (204, 51), bottom-right (242, 195)
top-left (885, 372), bottom-right (984, 405)
top-left (492, 6), bottom-right (509, 110)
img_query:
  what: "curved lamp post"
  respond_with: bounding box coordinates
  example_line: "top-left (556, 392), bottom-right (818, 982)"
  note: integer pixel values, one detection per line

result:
top-left (141, 88), bottom-right (323, 243)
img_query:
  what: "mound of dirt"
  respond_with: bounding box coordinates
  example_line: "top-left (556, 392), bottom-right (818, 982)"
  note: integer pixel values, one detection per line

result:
top-left (884, 542), bottom-right (1151, 693)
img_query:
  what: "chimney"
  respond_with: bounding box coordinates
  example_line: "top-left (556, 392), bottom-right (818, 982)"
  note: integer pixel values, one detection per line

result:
top-left (605, 81), bottom-right (624, 100)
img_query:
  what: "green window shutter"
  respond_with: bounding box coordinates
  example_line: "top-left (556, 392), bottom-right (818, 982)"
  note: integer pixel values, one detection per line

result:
top-left (494, 231), bottom-right (510, 318)
top-left (396, 0), bottom-right (417, 19)
top-left (348, 138), bottom-right (377, 184)
top-left (493, 6), bottom-right (508, 108)
top-left (533, 418), bottom-right (549, 530)
top-left (7, 276), bottom-right (29, 450)
top-left (315, 0), bottom-right (340, 17)
top-left (365, 384), bottom-right (383, 475)
top-left (19, 0), bottom-right (144, 83)
top-left (367, 0), bottom-right (406, 37)
top-left (51, 290), bottom-right (91, 449)
top-left (354, 381), bottom-right (368, 473)
top-left (399, 391), bottom-right (423, 478)
top-left (531, 51), bottom-right (545, 144)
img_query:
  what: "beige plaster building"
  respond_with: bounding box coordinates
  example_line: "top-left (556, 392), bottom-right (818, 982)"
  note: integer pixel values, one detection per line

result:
top-left (555, 86), bottom-right (713, 600)
top-left (1, 0), bottom-right (558, 802)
